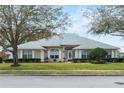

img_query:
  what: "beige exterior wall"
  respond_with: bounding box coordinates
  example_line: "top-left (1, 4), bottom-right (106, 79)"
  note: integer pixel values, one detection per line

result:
top-left (16, 48), bottom-right (119, 62)
top-left (34, 50), bottom-right (41, 58)
top-left (18, 49), bottom-right (42, 59)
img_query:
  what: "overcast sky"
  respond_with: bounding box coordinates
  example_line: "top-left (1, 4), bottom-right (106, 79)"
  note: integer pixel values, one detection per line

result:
top-left (62, 5), bottom-right (124, 52)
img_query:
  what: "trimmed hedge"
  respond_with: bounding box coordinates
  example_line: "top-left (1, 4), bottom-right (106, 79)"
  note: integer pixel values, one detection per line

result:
top-left (72, 58), bottom-right (124, 63)
top-left (103, 58), bottom-right (124, 63)
top-left (0, 57), bottom-right (3, 63)
top-left (5, 58), bottom-right (41, 63)
top-left (90, 60), bottom-right (106, 64)
top-left (72, 59), bottom-right (89, 63)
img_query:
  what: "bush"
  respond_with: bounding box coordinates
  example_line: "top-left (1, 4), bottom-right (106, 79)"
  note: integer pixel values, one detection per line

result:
top-left (89, 48), bottom-right (108, 60)
top-left (90, 60), bottom-right (106, 64)
top-left (0, 57), bottom-right (3, 63)
top-left (5, 58), bottom-right (41, 63)
top-left (103, 58), bottom-right (124, 63)
top-left (72, 59), bottom-right (78, 63)
top-left (72, 59), bottom-right (89, 63)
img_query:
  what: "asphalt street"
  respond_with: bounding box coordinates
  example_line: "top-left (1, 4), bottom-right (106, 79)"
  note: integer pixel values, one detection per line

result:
top-left (0, 75), bottom-right (124, 88)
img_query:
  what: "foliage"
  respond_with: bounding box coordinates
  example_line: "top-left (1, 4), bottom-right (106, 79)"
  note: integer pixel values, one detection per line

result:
top-left (0, 5), bottom-right (70, 66)
top-left (0, 57), bottom-right (3, 63)
top-left (72, 59), bottom-right (88, 63)
top-left (88, 48), bottom-right (108, 64)
top-left (83, 6), bottom-right (124, 37)
top-left (5, 58), bottom-right (41, 63)
top-left (89, 48), bottom-right (108, 60)
top-left (90, 60), bottom-right (107, 64)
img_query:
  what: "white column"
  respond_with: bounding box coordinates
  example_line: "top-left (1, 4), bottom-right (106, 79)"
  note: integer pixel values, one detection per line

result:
top-left (59, 49), bottom-right (61, 59)
top-left (62, 51), bottom-right (65, 59)
top-left (48, 49), bottom-right (50, 59)
top-left (41, 50), bottom-right (44, 62)
top-left (111, 50), bottom-right (114, 58)
top-left (20, 50), bottom-right (23, 58)
top-left (75, 50), bottom-right (78, 58)
top-left (79, 50), bottom-right (82, 59)
top-left (32, 50), bottom-right (35, 58)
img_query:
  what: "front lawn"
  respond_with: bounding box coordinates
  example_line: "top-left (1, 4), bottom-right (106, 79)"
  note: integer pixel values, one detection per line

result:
top-left (1, 63), bottom-right (124, 75)
top-left (1, 63), bottom-right (124, 70)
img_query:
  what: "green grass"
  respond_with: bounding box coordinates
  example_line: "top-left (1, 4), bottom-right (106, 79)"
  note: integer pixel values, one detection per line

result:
top-left (0, 63), bottom-right (124, 75)
top-left (1, 70), bottom-right (124, 75)
top-left (1, 63), bottom-right (124, 70)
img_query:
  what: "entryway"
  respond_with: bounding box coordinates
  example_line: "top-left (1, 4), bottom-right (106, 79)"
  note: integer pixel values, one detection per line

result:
top-left (66, 50), bottom-right (72, 60)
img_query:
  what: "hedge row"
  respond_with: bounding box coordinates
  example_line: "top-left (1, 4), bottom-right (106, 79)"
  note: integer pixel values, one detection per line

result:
top-left (4, 58), bottom-right (41, 63)
top-left (72, 58), bottom-right (124, 63)
top-left (2, 58), bottom-right (124, 63)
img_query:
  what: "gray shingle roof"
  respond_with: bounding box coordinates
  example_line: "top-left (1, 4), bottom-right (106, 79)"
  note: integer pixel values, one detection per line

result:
top-left (18, 41), bottom-right (45, 49)
top-left (18, 33), bottom-right (119, 50)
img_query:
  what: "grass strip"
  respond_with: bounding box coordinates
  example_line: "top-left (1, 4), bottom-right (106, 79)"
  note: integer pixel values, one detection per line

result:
top-left (1, 70), bottom-right (124, 75)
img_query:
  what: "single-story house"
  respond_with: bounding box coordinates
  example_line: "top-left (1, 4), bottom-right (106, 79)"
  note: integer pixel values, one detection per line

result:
top-left (8, 33), bottom-right (120, 62)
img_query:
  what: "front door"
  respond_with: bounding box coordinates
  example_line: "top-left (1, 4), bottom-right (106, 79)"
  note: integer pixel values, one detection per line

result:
top-left (67, 50), bottom-right (72, 60)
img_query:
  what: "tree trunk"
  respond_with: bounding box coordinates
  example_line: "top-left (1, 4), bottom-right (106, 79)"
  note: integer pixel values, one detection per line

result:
top-left (12, 44), bottom-right (19, 66)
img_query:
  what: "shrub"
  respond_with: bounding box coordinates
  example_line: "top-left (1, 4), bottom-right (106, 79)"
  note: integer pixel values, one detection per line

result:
top-left (72, 59), bottom-right (88, 63)
top-left (5, 58), bottom-right (41, 63)
top-left (0, 57), bottom-right (3, 63)
top-left (104, 58), bottom-right (124, 63)
top-left (72, 59), bottom-right (78, 63)
top-left (89, 48), bottom-right (108, 60)
top-left (44, 57), bottom-right (49, 62)
top-left (89, 48), bottom-right (108, 64)
top-left (90, 60), bottom-right (106, 64)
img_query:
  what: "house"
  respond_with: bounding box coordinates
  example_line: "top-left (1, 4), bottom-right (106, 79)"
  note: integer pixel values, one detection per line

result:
top-left (8, 33), bottom-right (120, 62)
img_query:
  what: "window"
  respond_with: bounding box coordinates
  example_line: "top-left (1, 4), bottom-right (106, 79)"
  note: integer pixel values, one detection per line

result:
top-left (22, 50), bottom-right (32, 59)
top-left (50, 49), bottom-right (59, 59)
top-left (81, 50), bottom-right (87, 59)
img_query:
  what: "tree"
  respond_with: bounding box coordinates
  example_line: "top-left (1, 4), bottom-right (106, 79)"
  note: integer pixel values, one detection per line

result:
top-left (0, 5), bottom-right (70, 66)
top-left (89, 47), bottom-right (108, 61)
top-left (84, 6), bottom-right (124, 37)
